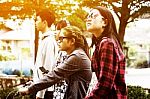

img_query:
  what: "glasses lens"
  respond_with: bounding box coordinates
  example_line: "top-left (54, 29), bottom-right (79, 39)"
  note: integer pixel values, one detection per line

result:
top-left (59, 37), bottom-right (64, 41)
top-left (87, 13), bottom-right (93, 19)
top-left (58, 37), bottom-right (69, 42)
top-left (87, 13), bottom-right (99, 19)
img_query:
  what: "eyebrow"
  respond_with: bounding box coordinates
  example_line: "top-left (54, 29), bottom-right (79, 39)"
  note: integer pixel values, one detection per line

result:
top-left (34, 17), bottom-right (37, 21)
top-left (84, 14), bottom-right (88, 19)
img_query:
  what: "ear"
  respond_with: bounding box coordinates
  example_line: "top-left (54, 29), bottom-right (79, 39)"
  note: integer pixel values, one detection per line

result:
top-left (102, 18), bottom-right (108, 28)
top-left (43, 20), bottom-right (47, 26)
top-left (70, 38), bottom-right (76, 45)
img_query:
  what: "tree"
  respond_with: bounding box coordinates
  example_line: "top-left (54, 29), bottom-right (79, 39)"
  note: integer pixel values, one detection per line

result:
top-left (0, 0), bottom-right (84, 61)
top-left (80, 0), bottom-right (150, 43)
top-left (67, 8), bottom-right (87, 31)
top-left (0, 2), bottom-right (36, 19)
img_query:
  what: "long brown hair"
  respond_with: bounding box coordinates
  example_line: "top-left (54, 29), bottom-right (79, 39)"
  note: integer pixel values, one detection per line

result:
top-left (91, 6), bottom-right (122, 49)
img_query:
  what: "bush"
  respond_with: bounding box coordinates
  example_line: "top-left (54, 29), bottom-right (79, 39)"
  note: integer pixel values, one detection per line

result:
top-left (12, 69), bottom-right (21, 76)
top-left (127, 85), bottom-right (150, 99)
top-left (0, 88), bottom-right (34, 99)
top-left (1, 85), bottom-right (150, 99)
top-left (0, 51), bottom-right (16, 61)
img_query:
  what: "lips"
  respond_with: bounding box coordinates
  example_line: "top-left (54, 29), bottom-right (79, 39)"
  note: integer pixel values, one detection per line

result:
top-left (86, 22), bottom-right (92, 28)
top-left (87, 23), bottom-right (91, 26)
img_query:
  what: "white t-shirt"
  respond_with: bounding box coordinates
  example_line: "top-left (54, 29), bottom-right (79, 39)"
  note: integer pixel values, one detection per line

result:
top-left (33, 30), bottom-right (59, 97)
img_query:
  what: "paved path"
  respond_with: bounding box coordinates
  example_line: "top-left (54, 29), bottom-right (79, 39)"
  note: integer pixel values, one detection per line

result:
top-left (125, 68), bottom-right (150, 89)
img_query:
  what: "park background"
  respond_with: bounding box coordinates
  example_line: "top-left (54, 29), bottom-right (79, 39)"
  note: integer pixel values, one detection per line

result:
top-left (0, 0), bottom-right (150, 98)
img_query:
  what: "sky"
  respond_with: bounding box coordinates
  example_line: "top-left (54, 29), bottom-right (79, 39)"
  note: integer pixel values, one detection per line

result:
top-left (124, 19), bottom-right (150, 44)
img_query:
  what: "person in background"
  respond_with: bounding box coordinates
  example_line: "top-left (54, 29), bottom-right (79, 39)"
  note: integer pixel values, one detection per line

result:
top-left (19, 26), bottom-right (92, 99)
top-left (33, 9), bottom-right (59, 99)
top-left (56, 20), bottom-right (68, 31)
top-left (85, 6), bottom-right (127, 99)
top-left (55, 20), bottom-right (68, 41)
top-left (53, 20), bottom-right (68, 99)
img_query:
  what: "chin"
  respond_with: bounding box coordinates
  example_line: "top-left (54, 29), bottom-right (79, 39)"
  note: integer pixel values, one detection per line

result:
top-left (87, 28), bottom-right (93, 32)
top-left (59, 48), bottom-right (64, 51)
top-left (36, 29), bottom-right (40, 31)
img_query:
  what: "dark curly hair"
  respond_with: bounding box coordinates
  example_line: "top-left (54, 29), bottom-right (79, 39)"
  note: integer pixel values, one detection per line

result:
top-left (62, 26), bottom-right (90, 57)
top-left (36, 9), bottom-right (55, 27)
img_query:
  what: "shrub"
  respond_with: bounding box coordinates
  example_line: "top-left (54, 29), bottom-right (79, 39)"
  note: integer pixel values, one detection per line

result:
top-left (0, 51), bottom-right (16, 61)
top-left (127, 85), bottom-right (150, 99)
top-left (0, 85), bottom-right (150, 98)
top-left (0, 88), bottom-right (34, 99)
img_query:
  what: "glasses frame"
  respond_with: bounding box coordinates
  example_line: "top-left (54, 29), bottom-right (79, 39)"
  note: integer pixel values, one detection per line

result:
top-left (85, 12), bottom-right (105, 22)
top-left (87, 13), bottom-right (99, 19)
top-left (58, 36), bottom-right (71, 42)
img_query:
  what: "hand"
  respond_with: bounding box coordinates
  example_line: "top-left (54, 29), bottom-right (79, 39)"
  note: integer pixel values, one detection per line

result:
top-left (18, 87), bottom-right (29, 96)
top-left (25, 80), bottom-right (33, 86)
top-left (18, 81), bottom-right (33, 96)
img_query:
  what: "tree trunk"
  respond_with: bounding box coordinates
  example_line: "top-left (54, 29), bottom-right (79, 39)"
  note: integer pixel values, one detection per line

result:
top-left (119, 20), bottom-right (127, 44)
top-left (34, 27), bottom-right (39, 63)
top-left (119, 0), bottom-right (130, 44)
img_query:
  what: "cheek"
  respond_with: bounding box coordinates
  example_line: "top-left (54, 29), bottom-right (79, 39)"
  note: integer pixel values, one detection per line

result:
top-left (36, 23), bottom-right (41, 29)
top-left (38, 22), bottom-right (43, 27)
top-left (93, 19), bottom-right (102, 26)
top-left (91, 20), bottom-right (99, 27)
top-left (60, 41), bottom-right (71, 51)
top-left (59, 42), bottom-right (66, 50)
top-left (59, 42), bottom-right (63, 48)
top-left (93, 20), bottom-right (104, 29)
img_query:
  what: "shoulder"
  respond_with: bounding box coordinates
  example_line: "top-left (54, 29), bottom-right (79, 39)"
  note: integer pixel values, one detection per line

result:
top-left (67, 49), bottom-right (86, 60)
top-left (43, 31), bottom-right (55, 38)
top-left (101, 37), bottom-right (125, 61)
top-left (100, 37), bottom-right (114, 48)
top-left (69, 48), bottom-right (90, 62)
top-left (66, 49), bottom-right (90, 66)
top-left (43, 32), bottom-right (57, 43)
top-left (71, 48), bottom-right (86, 57)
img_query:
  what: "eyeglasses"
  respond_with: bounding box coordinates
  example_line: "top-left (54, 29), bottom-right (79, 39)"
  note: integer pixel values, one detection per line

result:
top-left (58, 36), bottom-right (70, 42)
top-left (85, 12), bottom-right (104, 22)
top-left (87, 13), bottom-right (99, 19)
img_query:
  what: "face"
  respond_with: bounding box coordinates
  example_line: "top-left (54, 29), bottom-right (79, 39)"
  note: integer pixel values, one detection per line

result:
top-left (35, 16), bottom-right (45, 32)
top-left (55, 30), bottom-right (60, 41)
top-left (58, 30), bottom-right (73, 53)
top-left (86, 9), bottom-right (106, 37)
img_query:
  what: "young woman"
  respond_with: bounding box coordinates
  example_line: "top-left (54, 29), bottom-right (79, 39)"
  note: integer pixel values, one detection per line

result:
top-left (85, 6), bottom-right (127, 99)
top-left (19, 26), bottom-right (92, 99)
top-left (54, 20), bottom-right (68, 99)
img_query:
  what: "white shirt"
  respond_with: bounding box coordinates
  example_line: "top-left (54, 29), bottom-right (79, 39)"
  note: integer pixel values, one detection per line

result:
top-left (33, 30), bottom-right (59, 91)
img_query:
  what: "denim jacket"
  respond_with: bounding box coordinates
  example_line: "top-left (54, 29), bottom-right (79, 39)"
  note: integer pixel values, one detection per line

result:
top-left (29, 48), bottom-right (92, 99)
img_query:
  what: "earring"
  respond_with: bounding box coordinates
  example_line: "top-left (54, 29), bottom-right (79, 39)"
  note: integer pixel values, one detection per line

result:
top-left (102, 26), bottom-right (106, 28)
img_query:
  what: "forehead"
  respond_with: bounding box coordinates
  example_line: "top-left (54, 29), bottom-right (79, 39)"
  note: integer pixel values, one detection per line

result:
top-left (89, 9), bottom-right (100, 15)
top-left (36, 16), bottom-right (42, 21)
top-left (59, 29), bottom-right (66, 36)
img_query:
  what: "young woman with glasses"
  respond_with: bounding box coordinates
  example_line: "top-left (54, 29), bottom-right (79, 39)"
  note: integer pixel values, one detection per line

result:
top-left (85, 6), bottom-right (127, 99)
top-left (19, 26), bottom-right (92, 99)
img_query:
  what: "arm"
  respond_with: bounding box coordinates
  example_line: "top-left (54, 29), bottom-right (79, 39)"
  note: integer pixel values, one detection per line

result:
top-left (86, 41), bottom-right (118, 98)
top-left (27, 54), bottom-right (81, 94)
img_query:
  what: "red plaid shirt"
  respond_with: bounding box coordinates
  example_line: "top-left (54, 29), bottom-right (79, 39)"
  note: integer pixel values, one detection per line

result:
top-left (85, 37), bottom-right (127, 99)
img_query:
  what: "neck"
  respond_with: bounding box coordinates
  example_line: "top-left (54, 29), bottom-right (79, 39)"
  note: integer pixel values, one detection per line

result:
top-left (92, 28), bottom-right (104, 38)
top-left (42, 26), bottom-right (50, 33)
top-left (66, 46), bottom-right (75, 55)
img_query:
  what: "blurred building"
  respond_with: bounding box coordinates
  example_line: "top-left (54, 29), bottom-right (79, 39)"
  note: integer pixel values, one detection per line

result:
top-left (0, 19), bottom-right (35, 76)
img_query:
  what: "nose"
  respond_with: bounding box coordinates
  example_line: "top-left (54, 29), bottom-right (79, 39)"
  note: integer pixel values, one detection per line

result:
top-left (84, 18), bottom-right (91, 22)
top-left (57, 40), bottom-right (62, 44)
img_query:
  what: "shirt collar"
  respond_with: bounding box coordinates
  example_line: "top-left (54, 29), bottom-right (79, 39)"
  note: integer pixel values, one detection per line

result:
top-left (42, 30), bottom-right (55, 38)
